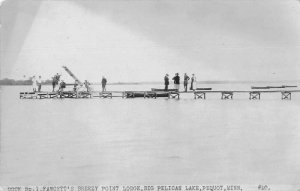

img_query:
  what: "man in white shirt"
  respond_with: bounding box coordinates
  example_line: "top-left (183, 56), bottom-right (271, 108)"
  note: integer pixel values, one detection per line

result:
top-left (190, 74), bottom-right (196, 90)
top-left (37, 76), bottom-right (42, 92)
top-left (32, 76), bottom-right (37, 92)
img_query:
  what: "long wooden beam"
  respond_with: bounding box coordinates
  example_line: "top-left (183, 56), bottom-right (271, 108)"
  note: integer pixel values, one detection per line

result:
top-left (20, 89), bottom-right (300, 94)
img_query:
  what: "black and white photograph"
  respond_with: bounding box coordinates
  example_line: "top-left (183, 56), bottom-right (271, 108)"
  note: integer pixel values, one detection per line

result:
top-left (0, 0), bottom-right (300, 190)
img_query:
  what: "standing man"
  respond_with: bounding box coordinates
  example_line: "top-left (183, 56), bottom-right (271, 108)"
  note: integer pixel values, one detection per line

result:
top-left (37, 76), bottom-right (42, 92)
top-left (32, 76), bottom-right (37, 92)
top-left (73, 80), bottom-right (79, 92)
top-left (190, 74), bottom-right (196, 90)
top-left (52, 73), bottom-right (61, 92)
top-left (84, 80), bottom-right (91, 92)
top-left (73, 80), bottom-right (80, 98)
top-left (58, 80), bottom-right (66, 92)
top-left (164, 74), bottom-right (169, 91)
top-left (183, 73), bottom-right (190, 92)
top-left (52, 75), bottom-right (56, 92)
top-left (101, 76), bottom-right (107, 92)
top-left (172, 73), bottom-right (180, 90)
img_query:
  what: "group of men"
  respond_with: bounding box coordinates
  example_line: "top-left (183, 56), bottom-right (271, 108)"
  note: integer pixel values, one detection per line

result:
top-left (164, 73), bottom-right (196, 92)
top-left (51, 74), bottom-right (107, 92)
top-left (32, 72), bottom-right (197, 93)
top-left (32, 73), bottom-right (62, 92)
top-left (31, 76), bottom-right (43, 92)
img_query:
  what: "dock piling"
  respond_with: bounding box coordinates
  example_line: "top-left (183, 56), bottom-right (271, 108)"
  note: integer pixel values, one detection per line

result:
top-left (249, 92), bottom-right (261, 100)
top-left (194, 91), bottom-right (206, 99)
top-left (281, 91), bottom-right (291, 100)
top-left (221, 92), bottom-right (233, 100)
top-left (99, 92), bottom-right (113, 98)
top-left (143, 91), bottom-right (157, 99)
top-left (168, 92), bottom-right (180, 99)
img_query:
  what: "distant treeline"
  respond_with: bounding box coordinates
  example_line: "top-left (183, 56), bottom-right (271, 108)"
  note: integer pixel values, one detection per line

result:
top-left (0, 78), bottom-right (52, 85)
top-left (0, 78), bottom-right (144, 86)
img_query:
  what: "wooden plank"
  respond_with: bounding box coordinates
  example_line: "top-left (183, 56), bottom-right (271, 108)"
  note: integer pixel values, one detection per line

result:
top-left (251, 86), bottom-right (270, 89)
top-left (267, 86), bottom-right (285, 88)
top-left (151, 88), bottom-right (178, 92)
top-left (195, 88), bottom-right (212, 90)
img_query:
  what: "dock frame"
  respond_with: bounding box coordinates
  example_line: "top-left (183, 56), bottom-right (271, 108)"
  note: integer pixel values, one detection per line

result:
top-left (99, 92), bottom-right (113, 98)
top-left (20, 92), bottom-right (37, 99)
top-left (60, 91), bottom-right (77, 98)
top-left (194, 91), bottom-right (206, 99)
top-left (281, 91), bottom-right (291, 100)
top-left (123, 91), bottom-right (135, 98)
top-left (221, 91), bottom-right (233, 100)
top-left (249, 91), bottom-right (261, 100)
top-left (144, 91), bottom-right (157, 99)
top-left (168, 92), bottom-right (180, 99)
top-left (19, 89), bottom-right (300, 100)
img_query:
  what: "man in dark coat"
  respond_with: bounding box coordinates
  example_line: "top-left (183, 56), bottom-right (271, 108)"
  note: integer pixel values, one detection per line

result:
top-left (101, 76), bottom-right (107, 92)
top-left (164, 74), bottom-right (169, 91)
top-left (52, 73), bottom-right (61, 92)
top-left (172, 73), bottom-right (180, 90)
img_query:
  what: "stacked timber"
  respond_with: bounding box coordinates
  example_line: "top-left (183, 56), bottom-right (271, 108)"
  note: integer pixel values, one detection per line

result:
top-left (195, 88), bottom-right (212, 90)
top-left (124, 91), bottom-right (169, 98)
top-left (151, 88), bottom-right (178, 92)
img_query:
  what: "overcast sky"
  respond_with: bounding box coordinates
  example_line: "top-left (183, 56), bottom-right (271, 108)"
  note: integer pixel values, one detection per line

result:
top-left (1, 0), bottom-right (300, 82)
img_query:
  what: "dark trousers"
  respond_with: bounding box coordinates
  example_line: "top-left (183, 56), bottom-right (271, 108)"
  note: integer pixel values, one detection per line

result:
top-left (164, 84), bottom-right (168, 91)
top-left (38, 84), bottom-right (42, 92)
top-left (184, 83), bottom-right (188, 92)
top-left (52, 82), bottom-right (57, 92)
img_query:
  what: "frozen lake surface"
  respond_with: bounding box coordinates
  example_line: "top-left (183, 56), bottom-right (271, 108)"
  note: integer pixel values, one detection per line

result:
top-left (1, 84), bottom-right (300, 185)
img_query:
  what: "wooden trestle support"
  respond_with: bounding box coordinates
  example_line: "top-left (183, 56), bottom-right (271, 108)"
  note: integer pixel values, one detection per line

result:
top-left (168, 92), bottom-right (180, 99)
top-left (221, 91), bottom-right (233, 100)
top-left (99, 92), bottom-right (113, 98)
top-left (249, 91), bottom-right (261, 100)
top-left (19, 90), bottom-right (298, 100)
top-left (281, 91), bottom-right (291, 100)
top-left (194, 91), bottom-right (206, 99)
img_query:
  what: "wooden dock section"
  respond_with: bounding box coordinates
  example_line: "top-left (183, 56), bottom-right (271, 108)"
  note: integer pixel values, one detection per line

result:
top-left (20, 89), bottom-right (300, 100)
top-left (193, 90), bottom-right (300, 100)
